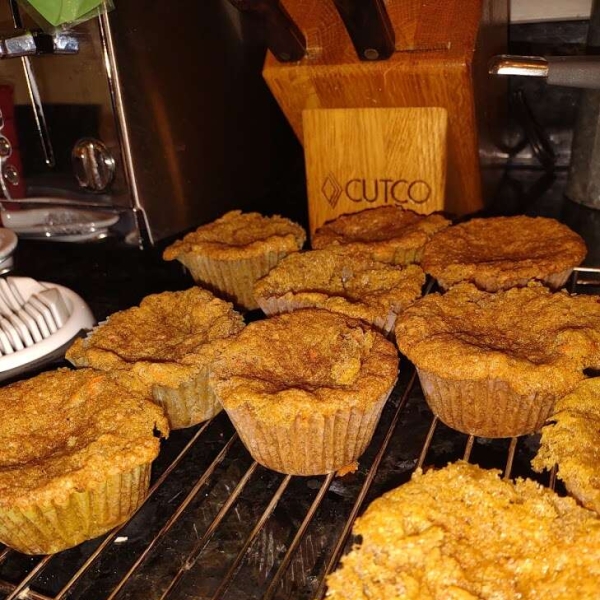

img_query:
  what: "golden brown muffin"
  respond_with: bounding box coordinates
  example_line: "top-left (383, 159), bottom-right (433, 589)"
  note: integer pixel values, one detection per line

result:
top-left (253, 247), bottom-right (425, 336)
top-left (532, 378), bottom-right (600, 515)
top-left (67, 287), bottom-right (244, 429)
top-left (209, 309), bottom-right (399, 475)
top-left (326, 461), bottom-right (600, 600)
top-left (395, 283), bottom-right (600, 438)
top-left (0, 368), bottom-right (168, 555)
top-left (421, 215), bottom-right (586, 291)
top-left (311, 206), bottom-right (450, 265)
top-left (163, 210), bottom-right (306, 310)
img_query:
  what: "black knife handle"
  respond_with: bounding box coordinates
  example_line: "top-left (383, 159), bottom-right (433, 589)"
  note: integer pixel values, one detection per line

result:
top-left (333, 0), bottom-right (395, 61)
top-left (228, 0), bottom-right (306, 62)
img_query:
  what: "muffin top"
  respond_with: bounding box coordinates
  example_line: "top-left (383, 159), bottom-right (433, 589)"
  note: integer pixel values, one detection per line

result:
top-left (253, 247), bottom-right (425, 326)
top-left (395, 283), bottom-right (600, 396)
top-left (163, 210), bottom-right (306, 261)
top-left (421, 215), bottom-right (587, 290)
top-left (67, 287), bottom-right (245, 390)
top-left (532, 377), bottom-right (600, 515)
top-left (210, 309), bottom-right (399, 423)
top-left (311, 206), bottom-right (450, 264)
top-left (326, 461), bottom-right (600, 600)
top-left (0, 368), bottom-right (169, 509)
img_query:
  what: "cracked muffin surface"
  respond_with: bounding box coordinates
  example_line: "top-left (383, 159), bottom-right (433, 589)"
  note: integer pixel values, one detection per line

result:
top-left (312, 206), bottom-right (450, 265)
top-left (326, 461), bottom-right (600, 600)
top-left (210, 309), bottom-right (398, 474)
top-left (421, 216), bottom-right (586, 291)
top-left (254, 247), bottom-right (424, 334)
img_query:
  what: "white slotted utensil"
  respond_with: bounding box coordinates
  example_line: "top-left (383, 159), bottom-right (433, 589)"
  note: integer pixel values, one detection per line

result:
top-left (0, 276), bottom-right (95, 379)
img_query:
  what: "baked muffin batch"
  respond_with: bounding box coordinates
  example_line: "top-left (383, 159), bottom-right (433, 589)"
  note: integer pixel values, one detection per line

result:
top-left (1, 202), bottom-right (599, 599)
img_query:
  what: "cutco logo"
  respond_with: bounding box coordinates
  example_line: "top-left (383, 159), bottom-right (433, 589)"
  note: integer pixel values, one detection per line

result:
top-left (321, 173), bottom-right (431, 208)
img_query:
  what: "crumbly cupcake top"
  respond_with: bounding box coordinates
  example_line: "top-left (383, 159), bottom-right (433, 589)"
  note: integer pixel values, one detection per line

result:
top-left (0, 368), bottom-right (169, 509)
top-left (210, 309), bottom-right (399, 423)
top-left (253, 247), bottom-right (425, 325)
top-left (163, 210), bottom-right (306, 261)
top-left (311, 206), bottom-right (450, 263)
top-left (67, 287), bottom-right (245, 390)
top-left (326, 461), bottom-right (600, 600)
top-left (532, 377), bottom-right (600, 515)
top-left (421, 216), bottom-right (587, 290)
top-left (395, 283), bottom-right (600, 396)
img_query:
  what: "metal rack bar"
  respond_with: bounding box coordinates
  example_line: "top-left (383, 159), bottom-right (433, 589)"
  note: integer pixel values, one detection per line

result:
top-left (105, 433), bottom-right (240, 600)
top-left (463, 435), bottom-right (475, 461)
top-left (54, 420), bottom-right (214, 600)
top-left (262, 472), bottom-right (336, 600)
top-left (210, 475), bottom-right (293, 600)
top-left (0, 580), bottom-right (52, 600)
top-left (313, 371), bottom-right (418, 600)
top-left (159, 461), bottom-right (261, 600)
top-left (504, 437), bottom-right (519, 479)
top-left (4, 555), bottom-right (53, 600)
top-left (416, 416), bottom-right (438, 469)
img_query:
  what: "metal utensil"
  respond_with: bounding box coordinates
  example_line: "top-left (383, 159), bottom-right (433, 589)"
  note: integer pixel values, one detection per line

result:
top-left (0, 277), bottom-right (67, 352)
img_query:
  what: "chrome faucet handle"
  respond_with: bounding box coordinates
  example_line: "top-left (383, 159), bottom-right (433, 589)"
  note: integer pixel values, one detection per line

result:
top-left (0, 29), bottom-right (79, 59)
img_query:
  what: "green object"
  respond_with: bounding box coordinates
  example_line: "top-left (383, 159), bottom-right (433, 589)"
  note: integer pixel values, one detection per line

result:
top-left (23, 0), bottom-right (105, 26)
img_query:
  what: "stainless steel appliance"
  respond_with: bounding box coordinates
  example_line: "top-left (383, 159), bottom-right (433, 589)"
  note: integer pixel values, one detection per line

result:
top-left (0, 0), bottom-right (303, 245)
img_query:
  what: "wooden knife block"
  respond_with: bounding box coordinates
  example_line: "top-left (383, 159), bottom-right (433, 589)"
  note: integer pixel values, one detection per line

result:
top-left (303, 107), bottom-right (448, 233)
top-left (263, 0), bottom-right (508, 228)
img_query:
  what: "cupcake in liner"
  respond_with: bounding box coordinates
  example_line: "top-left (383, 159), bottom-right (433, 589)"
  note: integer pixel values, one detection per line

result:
top-left (210, 309), bottom-right (399, 476)
top-left (532, 378), bottom-right (600, 515)
top-left (67, 287), bottom-right (245, 429)
top-left (163, 210), bottom-right (306, 310)
top-left (395, 283), bottom-right (600, 438)
top-left (311, 206), bottom-right (450, 266)
top-left (326, 461), bottom-right (600, 600)
top-left (421, 215), bottom-right (587, 291)
top-left (417, 370), bottom-right (555, 438)
top-left (253, 247), bottom-right (425, 337)
top-left (0, 368), bottom-right (168, 555)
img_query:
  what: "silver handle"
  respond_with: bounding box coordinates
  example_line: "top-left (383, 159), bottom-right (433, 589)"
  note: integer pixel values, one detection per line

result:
top-left (489, 54), bottom-right (600, 89)
top-left (0, 30), bottom-right (79, 59)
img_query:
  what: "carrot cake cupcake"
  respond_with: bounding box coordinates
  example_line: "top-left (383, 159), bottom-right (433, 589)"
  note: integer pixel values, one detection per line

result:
top-left (421, 215), bottom-right (586, 291)
top-left (163, 210), bottom-right (306, 310)
top-left (0, 368), bottom-right (168, 555)
top-left (326, 461), bottom-right (600, 600)
top-left (532, 377), bottom-right (600, 515)
top-left (395, 283), bottom-right (600, 438)
top-left (67, 287), bottom-right (244, 429)
top-left (253, 247), bottom-right (425, 336)
top-left (311, 206), bottom-right (450, 265)
top-left (209, 309), bottom-right (399, 475)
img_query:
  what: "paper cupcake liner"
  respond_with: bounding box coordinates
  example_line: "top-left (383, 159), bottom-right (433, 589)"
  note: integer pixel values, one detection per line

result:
top-left (225, 384), bottom-right (394, 476)
top-left (394, 246), bottom-right (421, 265)
top-left (256, 295), bottom-right (399, 338)
top-left (180, 250), bottom-right (293, 311)
top-left (542, 268), bottom-right (574, 290)
top-left (153, 367), bottom-right (222, 430)
top-left (0, 464), bottom-right (151, 555)
top-left (363, 245), bottom-right (421, 266)
top-left (417, 369), bottom-right (556, 438)
top-left (436, 267), bottom-right (575, 293)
